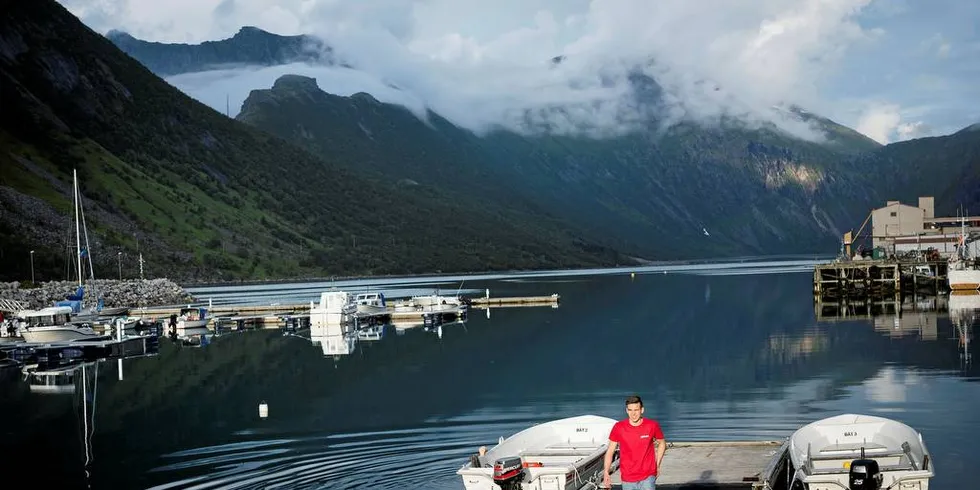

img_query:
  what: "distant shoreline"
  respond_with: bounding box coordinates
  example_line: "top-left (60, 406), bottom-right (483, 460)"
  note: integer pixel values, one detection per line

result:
top-left (179, 254), bottom-right (833, 288)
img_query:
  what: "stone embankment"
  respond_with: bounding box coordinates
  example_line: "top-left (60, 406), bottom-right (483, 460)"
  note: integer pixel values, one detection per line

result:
top-left (0, 279), bottom-right (196, 310)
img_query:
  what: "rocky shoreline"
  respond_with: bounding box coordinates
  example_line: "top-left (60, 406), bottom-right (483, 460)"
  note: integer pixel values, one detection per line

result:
top-left (0, 279), bottom-right (196, 310)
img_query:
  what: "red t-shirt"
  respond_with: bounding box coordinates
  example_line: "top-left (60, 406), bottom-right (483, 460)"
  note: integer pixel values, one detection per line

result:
top-left (609, 418), bottom-right (664, 482)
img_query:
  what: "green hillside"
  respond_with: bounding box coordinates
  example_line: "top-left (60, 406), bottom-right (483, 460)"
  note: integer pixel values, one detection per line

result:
top-left (0, 0), bottom-right (627, 283)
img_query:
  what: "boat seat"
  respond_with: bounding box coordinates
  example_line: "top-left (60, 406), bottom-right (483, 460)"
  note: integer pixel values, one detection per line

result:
top-left (521, 448), bottom-right (597, 457)
top-left (810, 448), bottom-right (902, 461)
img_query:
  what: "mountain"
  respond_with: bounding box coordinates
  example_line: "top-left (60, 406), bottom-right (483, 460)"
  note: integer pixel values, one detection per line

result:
top-left (105, 26), bottom-right (333, 77)
top-left (0, 0), bottom-right (628, 283)
top-left (106, 27), bottom-right (899, 257)
top-left (855, 125), bottom-right (980, 216)
top-left (237, 73), bottom-right (884, 258)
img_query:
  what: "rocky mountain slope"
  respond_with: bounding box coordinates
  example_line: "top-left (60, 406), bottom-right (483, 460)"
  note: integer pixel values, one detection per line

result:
top-left (0, 0), bottom-right (626, 283)
top-left (237, 73), bottom-right (884, 259)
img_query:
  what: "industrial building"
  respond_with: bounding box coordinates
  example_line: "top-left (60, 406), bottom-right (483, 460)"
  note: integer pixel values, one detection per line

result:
top-left (864, 196), bottom-right (979, 257)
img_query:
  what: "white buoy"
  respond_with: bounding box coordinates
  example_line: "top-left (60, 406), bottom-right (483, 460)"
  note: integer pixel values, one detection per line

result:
top-left (259, 402), bottom-right (269, 418)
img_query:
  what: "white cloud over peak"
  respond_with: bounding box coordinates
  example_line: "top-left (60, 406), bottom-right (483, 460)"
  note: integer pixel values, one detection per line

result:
top-left (59, 0), bottom-right (980, 142)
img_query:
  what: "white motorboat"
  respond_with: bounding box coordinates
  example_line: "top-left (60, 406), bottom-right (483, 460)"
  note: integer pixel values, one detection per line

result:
top-left (457, 415), bottom-right (616, 490)
top-left (354, 292), bottom-right (388, 315)
top-left (413, 293), bottom-right (463, 309)
top-left (947, 216), bottom-right (980, 291)
top-left (948, 268), bottom-right (980, 291)
top-left (310, 291), bottom-right (358, 329)
top-left (18, 306), bottom-right (105, 343)
top-left (175, 307), bottom-right (209, 330)
top-left (785, 414), bottom-right (934, 490)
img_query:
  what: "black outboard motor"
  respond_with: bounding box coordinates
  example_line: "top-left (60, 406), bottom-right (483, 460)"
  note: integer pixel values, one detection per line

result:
top-left (848, 457), bottom-right (882, 490)
top-left (492, 456), bottom-right (524, 490)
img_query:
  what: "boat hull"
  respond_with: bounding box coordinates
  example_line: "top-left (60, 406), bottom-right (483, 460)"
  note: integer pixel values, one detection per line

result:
top-left (948, 269), bottom-right (980, 291)
top-left (356, 304), bottom-right (388, 316)
top-left (22, 326), bottom-right (104, 343)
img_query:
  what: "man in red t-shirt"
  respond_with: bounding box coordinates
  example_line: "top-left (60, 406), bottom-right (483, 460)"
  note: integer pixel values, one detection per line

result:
top-left (602, 395), bottom-right (666, 490)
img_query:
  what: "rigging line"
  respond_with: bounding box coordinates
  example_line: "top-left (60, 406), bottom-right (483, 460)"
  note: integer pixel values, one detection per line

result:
top-left (74, 169), bottom-right (82, 287)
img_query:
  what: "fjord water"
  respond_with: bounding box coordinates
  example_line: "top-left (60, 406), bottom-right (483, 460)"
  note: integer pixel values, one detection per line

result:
top-left (2, 263), bottom-right (978, 489)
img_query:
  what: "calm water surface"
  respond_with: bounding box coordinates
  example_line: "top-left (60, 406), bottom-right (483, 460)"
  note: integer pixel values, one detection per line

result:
top-left (2, 263), bottom-right (978, 489)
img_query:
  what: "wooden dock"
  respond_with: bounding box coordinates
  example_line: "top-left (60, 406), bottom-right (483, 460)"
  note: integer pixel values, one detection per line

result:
top-left (131, 294), bottom-right (560, 329)
top-left (469, 294), bottom-right (560, 308)
top-left (606, 440), bottom-right (786, 489)
top-left (813, 260), bottom-right (947, 299)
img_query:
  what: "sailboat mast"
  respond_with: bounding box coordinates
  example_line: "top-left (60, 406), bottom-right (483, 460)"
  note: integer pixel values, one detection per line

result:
top-left (74, 169), bottom-right (82, 287)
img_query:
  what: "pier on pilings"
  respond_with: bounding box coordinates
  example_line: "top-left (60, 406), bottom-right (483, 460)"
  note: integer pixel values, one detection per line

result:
top-left (813, 261), bottom-right (901, 299)
top-left (812, 259), bottom-right (949, 300)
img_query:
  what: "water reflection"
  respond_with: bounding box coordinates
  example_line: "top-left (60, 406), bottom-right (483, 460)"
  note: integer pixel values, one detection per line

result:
top-left (3, 269), bottom-right (980, 489)
top-left (302, 317), bottom-right (469, 359)
top-left (813, 291), bottom-right (977, 374)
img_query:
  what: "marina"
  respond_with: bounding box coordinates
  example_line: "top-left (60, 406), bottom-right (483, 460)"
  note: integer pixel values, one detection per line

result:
top-left (125, 291), bottom-right (560, 329)
top-left (1, 264), bottom-right (976, 489)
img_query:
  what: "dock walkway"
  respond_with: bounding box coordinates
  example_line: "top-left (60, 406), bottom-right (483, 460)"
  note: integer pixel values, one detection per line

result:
top-left (605, 440), bottom-right (786, 489)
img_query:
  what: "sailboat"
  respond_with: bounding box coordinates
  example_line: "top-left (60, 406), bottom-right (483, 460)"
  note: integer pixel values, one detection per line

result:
top-left (21, 169), bottom-right (106, 343)
top-left (947, 214), bottom-right (980, 291)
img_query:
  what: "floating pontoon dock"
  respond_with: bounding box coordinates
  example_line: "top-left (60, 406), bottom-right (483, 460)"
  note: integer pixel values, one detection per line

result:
top-left (605, 440), bottom-right (786, 489)
top-left (468, 294), bottom-right (560, 308)
top-left (133, 293), bottom-right (560, 328)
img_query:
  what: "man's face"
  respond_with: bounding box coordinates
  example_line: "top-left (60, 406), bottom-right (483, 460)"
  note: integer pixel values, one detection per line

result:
top-left (626, 402), bottom-right (643, 423)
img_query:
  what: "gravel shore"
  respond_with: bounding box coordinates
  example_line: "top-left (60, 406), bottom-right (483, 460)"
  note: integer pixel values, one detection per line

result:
top-left (0, 279), bottom-right (196, 310)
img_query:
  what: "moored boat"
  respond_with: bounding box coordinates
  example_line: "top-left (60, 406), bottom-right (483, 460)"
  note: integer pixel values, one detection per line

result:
top-left (354, 292), bottom-right (388, 315)
top-left (948, 268), bottom-right (980, 291)
top-left (947, 216), bottom-right (979, 291)
top-left (310, 291), bottom-right (358, 329)
top-left (18, 306), bottom-right (106, 343)
top-left (457, 415), bottom-right (616, 490)
top-left (784, 413), bottom-right (934, 490)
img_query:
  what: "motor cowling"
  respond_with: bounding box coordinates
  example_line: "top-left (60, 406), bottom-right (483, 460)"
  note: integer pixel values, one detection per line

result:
top-left (492, 456), bottom-right (524, 489)
top-left (848, 458), bottom-right (882, 490)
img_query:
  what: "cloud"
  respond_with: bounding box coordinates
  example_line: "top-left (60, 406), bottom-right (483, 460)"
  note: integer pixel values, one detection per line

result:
top-left (63, 0), bottom-right (882, 140)
top-left (896, 121), bottom-right (933, 140)
top-left (854, 102), bottom-right (934, 143)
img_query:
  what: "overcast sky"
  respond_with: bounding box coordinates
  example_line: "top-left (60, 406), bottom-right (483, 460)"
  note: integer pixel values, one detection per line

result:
top-left (61, 0), bottom-right (980, 144)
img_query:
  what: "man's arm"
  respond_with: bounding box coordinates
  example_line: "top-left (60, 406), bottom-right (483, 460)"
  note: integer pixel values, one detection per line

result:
top-left (655, 438), bottom-right (667, 468)
top-left (603, 441), bottom-right (618, 478)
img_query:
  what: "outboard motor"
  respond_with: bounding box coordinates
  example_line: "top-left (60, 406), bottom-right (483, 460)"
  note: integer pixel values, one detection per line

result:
top-left (848, 457), bottom-right (882, 490)
top-left (492, 456), bottom-right (524, 490)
